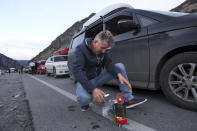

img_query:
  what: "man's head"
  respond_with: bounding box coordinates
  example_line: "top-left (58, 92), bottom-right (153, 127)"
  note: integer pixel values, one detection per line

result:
top-left (91, 30), bottom-right (114, 55)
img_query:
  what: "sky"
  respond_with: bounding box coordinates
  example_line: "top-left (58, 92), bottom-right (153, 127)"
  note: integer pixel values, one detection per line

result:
top-left (0, 0), bottom-right (186, 60)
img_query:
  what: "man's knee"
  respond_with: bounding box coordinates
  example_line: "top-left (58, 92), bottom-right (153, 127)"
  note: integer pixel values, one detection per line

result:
top-left (115, 63), bottom-right (126, 71)
top-left (77, 94), bottom-right (92, 105)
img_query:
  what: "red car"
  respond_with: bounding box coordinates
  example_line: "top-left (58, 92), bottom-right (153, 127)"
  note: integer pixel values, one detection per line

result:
top-left (37, 60), bottom-right (46, 74)
top-left (54, 48), bottom-right (69, 55)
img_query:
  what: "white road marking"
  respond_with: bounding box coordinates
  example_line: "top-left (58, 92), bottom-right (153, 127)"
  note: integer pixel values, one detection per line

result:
top-left (29, 75), bottom-right (157, 131)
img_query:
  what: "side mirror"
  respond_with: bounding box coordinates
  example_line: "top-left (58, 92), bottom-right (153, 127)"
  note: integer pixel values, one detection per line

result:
top-left (117, 19), bottom-right (140, 34)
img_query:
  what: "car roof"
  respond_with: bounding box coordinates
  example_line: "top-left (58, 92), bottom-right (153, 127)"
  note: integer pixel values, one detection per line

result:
top-left (73, 5), bottom-right (175, 39)
top-left (131, 9), bottom-right (174, 21)
top-left (82, 3), bottom-right (134, 28)
top-left (72, 3), bottom-right (133, 39)
top-left (39, 60), bottom-right (46, 62)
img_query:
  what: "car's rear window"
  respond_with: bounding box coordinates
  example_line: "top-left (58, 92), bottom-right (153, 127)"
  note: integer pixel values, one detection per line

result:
top-left (54, 56), bottom-right (67, 62)
top-left (40, 61), bottom-right (46, 65)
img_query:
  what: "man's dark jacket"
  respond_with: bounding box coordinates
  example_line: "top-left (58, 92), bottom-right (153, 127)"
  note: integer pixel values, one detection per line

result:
top-left (72, 38), bottom-right (120, 92)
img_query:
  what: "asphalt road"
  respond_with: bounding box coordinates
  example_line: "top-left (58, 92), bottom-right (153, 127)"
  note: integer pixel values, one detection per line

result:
top-left (22, 74), bottom-right (197, 131)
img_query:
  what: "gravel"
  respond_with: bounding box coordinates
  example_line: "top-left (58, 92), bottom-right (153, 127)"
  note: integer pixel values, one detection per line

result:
top-left (0, 73), bottom-right (34, 131)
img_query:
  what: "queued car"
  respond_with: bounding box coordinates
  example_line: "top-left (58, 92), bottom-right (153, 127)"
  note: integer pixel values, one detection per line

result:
top-left (54, 48), bottom-right (69, 55)
top-left (0, 69), bottom-right (4, 75)
top-left (23, 67), bottom-right (28, 73)
top-left (37, 60), bottom-right (46, 74)
top-left (23, 66), bottom-right (30, 73)
top-left (67, 3), bottom-right (197, 111)
top-left (45, 55), bottom-right (69, 78)
top-left (9, 68), bottom-right (16, 73)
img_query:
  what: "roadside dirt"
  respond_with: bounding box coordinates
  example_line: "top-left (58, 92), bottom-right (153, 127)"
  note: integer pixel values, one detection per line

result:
top-left (0, 73), bottom-right (34, 131)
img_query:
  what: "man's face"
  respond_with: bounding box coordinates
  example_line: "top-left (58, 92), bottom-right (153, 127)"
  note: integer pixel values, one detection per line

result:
top-left (91, 40), bottom-right (108, 55)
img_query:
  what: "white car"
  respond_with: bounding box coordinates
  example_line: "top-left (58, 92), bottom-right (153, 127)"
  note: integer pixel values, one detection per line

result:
top-left (0, 69), bottom-right (5, 75)
top-left (45, 55), bottom-right (69, 78)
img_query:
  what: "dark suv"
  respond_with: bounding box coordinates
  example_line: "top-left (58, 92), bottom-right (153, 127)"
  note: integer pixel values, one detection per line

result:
top-left (68, 4), bottom-right (197, 111)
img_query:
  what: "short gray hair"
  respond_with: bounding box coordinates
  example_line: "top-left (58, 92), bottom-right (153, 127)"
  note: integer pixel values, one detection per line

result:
top-left (94, 30), bottom-right (114, 48)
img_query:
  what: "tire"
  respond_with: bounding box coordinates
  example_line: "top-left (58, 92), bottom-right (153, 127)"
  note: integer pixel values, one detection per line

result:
top-left (46, 70), bottom-right (50, 76)
top-left (160, 53), bottom-right (197, 111)
top-left (53, 68), bottom-right (57, 78)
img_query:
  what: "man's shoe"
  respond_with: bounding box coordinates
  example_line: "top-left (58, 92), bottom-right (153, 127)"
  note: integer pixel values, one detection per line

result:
top-left (81, 105), bottom-right (89, 112)
top-left (124, 97), bottom-right (147, 109)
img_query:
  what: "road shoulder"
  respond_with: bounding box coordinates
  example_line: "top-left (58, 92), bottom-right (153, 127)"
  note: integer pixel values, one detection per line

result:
top-left (0, 73), bottom-right (34, 131)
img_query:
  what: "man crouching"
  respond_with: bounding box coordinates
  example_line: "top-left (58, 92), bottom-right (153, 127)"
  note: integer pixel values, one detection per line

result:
top-left (72, 30), bottom-right (147, 111)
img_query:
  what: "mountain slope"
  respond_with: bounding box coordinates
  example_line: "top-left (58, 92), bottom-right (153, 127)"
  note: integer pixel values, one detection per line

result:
top-left (0, 53), bottom-right (22, 70)
top-left (171, 0), bottom-right (197, 13)
top-left (32, 13), bottom-right (95, 61)
top-left (17, 60), bottom-right (28, 67)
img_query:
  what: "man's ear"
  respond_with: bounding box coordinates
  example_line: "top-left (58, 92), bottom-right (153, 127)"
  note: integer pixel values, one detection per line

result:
top-left (92, 40), bottom-right (98, 45)
top-left (93, 40), bottom-right (98, 43)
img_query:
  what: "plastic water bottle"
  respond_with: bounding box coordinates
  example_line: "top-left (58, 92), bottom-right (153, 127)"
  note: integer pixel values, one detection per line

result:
top-left (102, 94), bottom-right (117, 117)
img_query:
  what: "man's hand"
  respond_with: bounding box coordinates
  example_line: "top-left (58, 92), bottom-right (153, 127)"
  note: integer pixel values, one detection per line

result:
top-left (117, 73), bottom-right (132, 90)
top-left (92, 88), bottom-right (106, 104)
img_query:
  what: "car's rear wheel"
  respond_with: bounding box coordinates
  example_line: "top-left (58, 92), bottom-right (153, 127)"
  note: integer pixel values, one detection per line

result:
top-left (53, 68), bottom-right (57, 78)
top-left (39, 70), bottom-right (41, 75)
top-left (160, 53), bottom-right (197, 111)
top-left (46, 70), bottom-right (50, 76)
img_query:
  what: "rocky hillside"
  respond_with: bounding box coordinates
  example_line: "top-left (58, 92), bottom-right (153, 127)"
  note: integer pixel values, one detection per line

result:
top-left (17, 60), bottom-right (28, 67)
top-left (171, 0), bottom-right (197, 13)
top-left (32, 13), bottom-right (95, 61)
top-left (0, 53), bottom-right (22, 70)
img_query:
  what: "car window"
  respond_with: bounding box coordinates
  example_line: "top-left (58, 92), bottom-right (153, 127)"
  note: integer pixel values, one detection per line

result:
top-left (54, 56), bottom-right (67, 62)
top-left (71, 32), bottom-right (85, 49)
top-left (106, 15), bottom-right (134, 36)
top-left (86, 23), bottom-right (103, 38)
top-left (136, 14), bottom-right (158, 27)
top-left (46, 57), bottom-right (51, 62)
top-left (40, 61), bottom-right (46, 65)
top-left (86, 14), bottom-right (136, 39)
